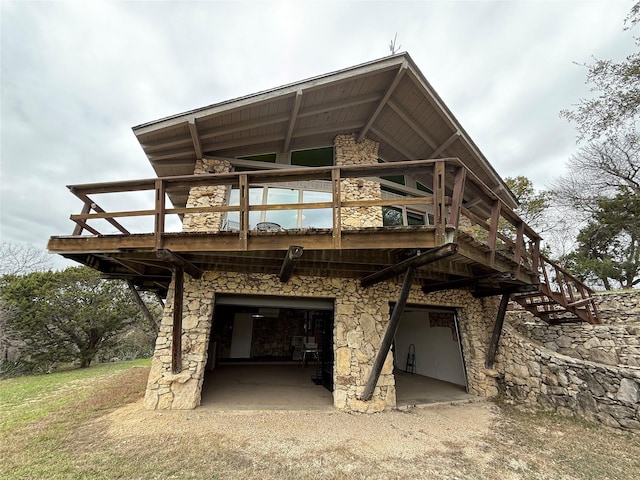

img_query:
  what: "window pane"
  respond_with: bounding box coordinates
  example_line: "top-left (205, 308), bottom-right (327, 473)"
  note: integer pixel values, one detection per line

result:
top-left (291, 147), bottom-right (333, 167)
top-left (302, 191), bottom-right (332, 228)
top-left (264, 188), bottom-right (299, 229)
top-left (226, 188), bottom-right (263, 229)
top-left (383, 207), bottom-right (403, 226)
top-left (407, 211), bottom-right (425, 226)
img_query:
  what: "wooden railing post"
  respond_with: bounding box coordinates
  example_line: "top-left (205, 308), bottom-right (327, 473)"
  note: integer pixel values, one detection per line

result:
top-left (239, 174), bottom-right (249, 250)
top-left (513, 222), bottom-right (524, 272)
top-left (488, 200), bottom-right (501, 265)
top-left (154, 179), bottom-right (166, 250)
top-left (332, 168), bottom-right (342, 249)
top-left (72, 202), bottom-right (92, 236)
top-left (448, 167), bottom-right (467, 230)
top-left (432, 161), bottom-right (446, 244)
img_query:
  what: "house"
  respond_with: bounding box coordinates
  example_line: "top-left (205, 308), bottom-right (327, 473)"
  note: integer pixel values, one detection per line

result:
top-left (48, 53), bottom-right (600, 413)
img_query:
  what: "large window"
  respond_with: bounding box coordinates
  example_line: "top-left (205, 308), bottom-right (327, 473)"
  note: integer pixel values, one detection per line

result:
top-left (225, 184), bottom-right (332, 230)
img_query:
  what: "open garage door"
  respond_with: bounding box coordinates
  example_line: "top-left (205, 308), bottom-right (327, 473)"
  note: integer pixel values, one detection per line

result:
top-left (393, 306), bottom-right (471, 405)
top-left (201, 294), bottom-right (334, 409)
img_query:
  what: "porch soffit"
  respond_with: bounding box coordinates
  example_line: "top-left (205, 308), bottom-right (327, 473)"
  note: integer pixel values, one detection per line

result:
top-left (132, 53), bottom-right (517, 209)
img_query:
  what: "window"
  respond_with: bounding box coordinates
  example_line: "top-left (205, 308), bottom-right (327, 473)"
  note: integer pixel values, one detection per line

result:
top-left (291, 147), bottom-right (333, 167)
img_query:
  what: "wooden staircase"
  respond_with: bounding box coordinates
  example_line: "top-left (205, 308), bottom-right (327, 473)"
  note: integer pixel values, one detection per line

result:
top-left (511, 255), bottom-right (601, 324)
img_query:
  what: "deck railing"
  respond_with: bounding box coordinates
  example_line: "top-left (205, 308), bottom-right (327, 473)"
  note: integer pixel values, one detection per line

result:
top-left (64, 158), bottom-right (541, 269)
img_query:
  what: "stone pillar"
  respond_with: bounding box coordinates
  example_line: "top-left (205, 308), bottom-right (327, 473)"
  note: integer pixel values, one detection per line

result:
top-left (143, 275), bottom-right (215, 409)
top-left (181, 158), bottom-right (231, 232)
top-left (333, 134), bottom-right (383, 228)
top-left (333, 281), bottom-right (397, 413)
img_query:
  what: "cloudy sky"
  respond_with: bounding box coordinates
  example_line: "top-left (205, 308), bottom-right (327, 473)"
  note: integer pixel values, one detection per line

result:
top-left (1, 0), bottom-right (636, 269)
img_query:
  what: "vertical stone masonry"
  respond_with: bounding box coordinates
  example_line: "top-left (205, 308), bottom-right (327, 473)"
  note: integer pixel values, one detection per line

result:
top-left (181, 158), bottom-right (231, 232)
top-left (334, 134), bottom-right (384, 228)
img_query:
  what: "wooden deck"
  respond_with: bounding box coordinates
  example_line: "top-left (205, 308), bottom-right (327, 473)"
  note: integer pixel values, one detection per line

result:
top-left (49, 159), bottom-right (544, 295)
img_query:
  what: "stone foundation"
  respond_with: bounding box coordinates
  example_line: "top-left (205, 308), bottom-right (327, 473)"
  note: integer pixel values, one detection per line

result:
top-left (144, 272), bottom-right (500, 412)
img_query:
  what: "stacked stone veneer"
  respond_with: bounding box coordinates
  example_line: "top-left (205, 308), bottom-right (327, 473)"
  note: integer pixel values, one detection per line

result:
top-left (144, 271), bottom-right (501, 411)
top-left (334, 134), bottom-right (383, 228)
top-left (498, 289), bottom-right (640, 430)
top-left (181, 158), bottom-right (231, 232)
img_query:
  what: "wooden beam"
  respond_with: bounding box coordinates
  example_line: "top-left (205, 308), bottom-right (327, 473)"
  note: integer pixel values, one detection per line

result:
top-left (369, 126), bottom-right (416, 160)
top-left (155, 249), bottom-right (203, 279)
top-left (172, 267), bottom-right (184, 374)
top-left (422, 271), bottom-right (515, 294)
top-left (360, 243), bottom-right (457, 287)
top-left (360, 264), bottom-right (415, 401)
top-left (430, 131), bottom-right (460, 158)
top-left (485, 293), bottom-right (510, 368)
top-left (188, 120), bottom-right (203, 159)
top-left (332, 169), bottom-right (341, 249)
top-left (448, 167), bottom-right (467, 229)
top-left (473, 283), bottom-right (538, 298)
top-left (387, 98), bottom-right (438, 149)
top-left (73, 202), bottom-right (91, 235)
top-left (283, 90), bottom-right (303, 153)
top-left (154, 179), bottom-right (166, 250)
top-left (279, 245), bottom-right (304, 282)
top-left (433, 161), bottom-right (446, 244)
top-left (126, 280), bottom-right (159, 336)
top-left (358, 62), bottom-right (407, 142)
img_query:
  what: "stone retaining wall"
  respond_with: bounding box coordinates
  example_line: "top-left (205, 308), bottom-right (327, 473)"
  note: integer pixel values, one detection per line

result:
top-left (144, 271), bottom-right (501, 412)
top-left (507, 290), bottom-right (640, 367)
top-left (496, 324), bottom-right (640, 430)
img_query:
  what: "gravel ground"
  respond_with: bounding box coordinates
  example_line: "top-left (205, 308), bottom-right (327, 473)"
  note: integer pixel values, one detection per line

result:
top-left (99, 399), bottom-right (505, 479)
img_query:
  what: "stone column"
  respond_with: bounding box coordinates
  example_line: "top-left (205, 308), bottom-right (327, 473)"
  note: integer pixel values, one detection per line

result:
top-left (144, 275), bottom-right (215, 409)
top-left (181, 158), bottom-right (231, 232)
top-left (333, 134), bottom-right (383, 228)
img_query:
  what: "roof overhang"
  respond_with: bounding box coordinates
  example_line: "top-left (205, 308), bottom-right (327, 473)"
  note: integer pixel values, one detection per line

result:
top-left (132, 52), bottom-right (517, 208)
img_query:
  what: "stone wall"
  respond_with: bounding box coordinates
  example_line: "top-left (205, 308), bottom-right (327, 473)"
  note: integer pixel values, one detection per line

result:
top-left (334, 134), bottom-right (383, 228)
top-left (496, 324), bottom-right (640, 431)
top-left (507, 290), bottom-right (640, 367)
top-left (594, 290), bottom-right (640, 323)
top-left (181, 158), bottom-right (231, 232)
top-left (144, 271), bottom-right (501, 412)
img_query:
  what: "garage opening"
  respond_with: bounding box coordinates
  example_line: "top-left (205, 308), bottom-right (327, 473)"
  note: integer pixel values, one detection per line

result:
top-left (393, 306), bottom-right (473, 405)
top-left (200, 294), bottom-right (334, 409)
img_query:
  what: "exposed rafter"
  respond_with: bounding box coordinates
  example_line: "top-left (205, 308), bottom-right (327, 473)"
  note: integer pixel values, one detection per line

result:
top-left (370, 126), bottom-right (416, 160)
top-left (357, 62), bottom-right (407, 142)
top-left (297, 91), bottom-right (381, 119)
top-left (188, 120), bottom-right (203, 159)
top-left (199, 113), bottom-right (290, 141)
top-left (430, 131), bottom-right (460, 158)
top-left (422, 271), bottom-right (516, 293)
top-left (360, 243), bottom-right (458, 287)
top-left (387, 98), bottom-right (438, 149)
top-left (155, 249), bottom-right (203, 279)
top-left (283, 90), bottom-right (303, 153)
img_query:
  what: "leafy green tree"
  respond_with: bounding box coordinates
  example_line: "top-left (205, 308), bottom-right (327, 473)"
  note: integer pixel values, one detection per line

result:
top-left (505, 176), bottom-right (552, 233)
top-left (1, 267), bottom-right (142, 369)
top-left (566, 190), bottom-right (640, 289)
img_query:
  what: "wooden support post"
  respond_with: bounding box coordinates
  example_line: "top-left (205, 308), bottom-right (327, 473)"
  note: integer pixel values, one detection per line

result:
top-left (448, 167), bottom-right (467, 229)
top-left (331, 168), bottom-right (342, 249)
top-left (73, 202), bottom-right (91, 235)
top-left (513, 222), bottom-right (524, 272)
top-left (239, 174), bottom-right (249, 250)
top-left (172, 267), bottom-right (184, 374)
top-left (154, 179), bottom-right (166, 250)
top-left (126, 280), bottom-right (159, 336)
top-left (279, 245), bottom-right (303, 283)
top-left (433, 161), bottom-right (446, 245)
top-left (488, 200), bottom-right (501, 265)
top-left (360, 265), bottom-right (416, 401)
top-left (485, 293), bottom-right (510, 368)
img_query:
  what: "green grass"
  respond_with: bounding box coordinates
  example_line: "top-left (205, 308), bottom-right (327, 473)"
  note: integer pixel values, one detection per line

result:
top-left (0, 358), bottom-right (150, 432)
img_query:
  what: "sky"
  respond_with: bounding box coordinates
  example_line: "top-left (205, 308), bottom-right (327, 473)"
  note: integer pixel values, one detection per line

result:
top-left (1, 0), bottom-right (637, 270)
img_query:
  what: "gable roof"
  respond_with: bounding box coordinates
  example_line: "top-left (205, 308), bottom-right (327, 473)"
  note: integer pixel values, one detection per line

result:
top-left (132, 52), bottom-right (517, 208)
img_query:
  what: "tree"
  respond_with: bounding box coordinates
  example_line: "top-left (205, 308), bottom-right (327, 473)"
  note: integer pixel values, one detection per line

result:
top-left (0, 242), bottom-right (52, 276)
top-left (505, 176), bottom-right (552, 233)
top-left (566, 190), bottom-right (640, 289)
top-left (552, 133), bottom-right (640, 216)
top-left (0, 267), bottom-right (142, 369)
top-left (560, 2), bottom-right (640, 140)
